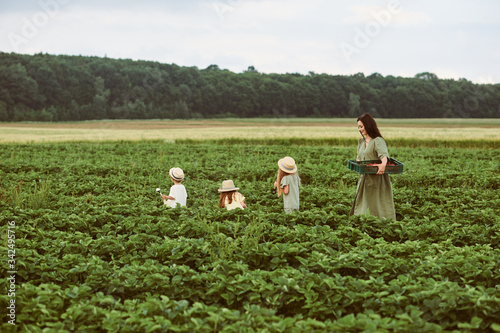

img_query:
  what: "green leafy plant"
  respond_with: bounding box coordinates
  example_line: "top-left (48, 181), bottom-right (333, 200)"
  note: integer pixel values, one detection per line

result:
top-left (0, 141), bottom-right (499, 332)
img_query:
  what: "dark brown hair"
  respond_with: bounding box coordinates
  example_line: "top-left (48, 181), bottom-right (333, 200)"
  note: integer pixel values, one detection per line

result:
top-left (357, 113), bottom-right (383, 139)
top-left (219, 191), bottom-right (235, 208)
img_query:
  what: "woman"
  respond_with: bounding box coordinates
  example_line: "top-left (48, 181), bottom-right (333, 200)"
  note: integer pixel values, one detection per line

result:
top-left (350, 113), bottom-right (396, 220)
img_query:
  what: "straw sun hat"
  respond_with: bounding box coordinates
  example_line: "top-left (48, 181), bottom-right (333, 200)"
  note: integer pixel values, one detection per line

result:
top-left (278, 156), bottom-right (297, 173)
top-left (218, 180), bottom-right (239, 192)
top-left (169, 167), bottom-right (184, 181)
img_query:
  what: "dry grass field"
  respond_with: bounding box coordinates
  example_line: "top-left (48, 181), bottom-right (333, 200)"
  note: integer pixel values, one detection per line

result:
top-left (1, 118), bottom-right (499, 144)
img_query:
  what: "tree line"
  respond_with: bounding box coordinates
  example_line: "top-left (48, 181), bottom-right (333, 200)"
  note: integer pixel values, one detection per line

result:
top-left (0, 52), bottom-right (498, 122)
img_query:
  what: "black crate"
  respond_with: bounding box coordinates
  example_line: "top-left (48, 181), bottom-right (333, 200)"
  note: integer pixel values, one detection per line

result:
top-left (347, 158), bottom-right (404, 174)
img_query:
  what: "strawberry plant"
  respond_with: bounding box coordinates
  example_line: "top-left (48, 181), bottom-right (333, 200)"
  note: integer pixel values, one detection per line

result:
top-left (0, 141), bottom-right (499, 332)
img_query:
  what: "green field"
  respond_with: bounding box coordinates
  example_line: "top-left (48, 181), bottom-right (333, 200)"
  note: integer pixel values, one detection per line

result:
top-left (0, 130), bottom-right (499, 332)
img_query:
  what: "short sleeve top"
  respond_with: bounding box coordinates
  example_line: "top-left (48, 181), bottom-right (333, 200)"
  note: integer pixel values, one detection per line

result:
top-left (280, 174), bottom-right (300, 210)
top-left (356, 137), bottom-right (389, 161)
top-left (225, 191), bottom-right (245, 210)
top-left (166, 184), bottom-right (187, 208)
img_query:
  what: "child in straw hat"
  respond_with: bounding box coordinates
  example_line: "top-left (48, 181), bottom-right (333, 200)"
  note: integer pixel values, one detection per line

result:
top-left (218, 180), bottom-right (247, 210)
top-left (274, 156), bottom-right (301, 214)
top-left (162, 167), bottom-right (188, 208)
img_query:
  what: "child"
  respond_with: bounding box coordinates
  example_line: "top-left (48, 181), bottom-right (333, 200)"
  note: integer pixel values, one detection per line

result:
top-left (274, 156), bottom-right (300, 214)
top-left (218, 179), bottom-right (247, 210)
top-left (162, 167), bottom-right (187, 208)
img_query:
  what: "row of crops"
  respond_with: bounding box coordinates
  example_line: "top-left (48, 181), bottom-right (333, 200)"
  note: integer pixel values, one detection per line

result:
top-left (0, 140), bottom-right (499, 332)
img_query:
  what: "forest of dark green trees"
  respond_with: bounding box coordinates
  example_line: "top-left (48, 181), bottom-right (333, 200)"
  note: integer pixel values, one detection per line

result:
top-left (0, 52), bottom-right (498, 121)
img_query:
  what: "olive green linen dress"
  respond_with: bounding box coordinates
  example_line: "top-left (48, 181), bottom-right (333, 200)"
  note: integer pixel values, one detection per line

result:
top-left (350, 137), bottom-right (396, 220)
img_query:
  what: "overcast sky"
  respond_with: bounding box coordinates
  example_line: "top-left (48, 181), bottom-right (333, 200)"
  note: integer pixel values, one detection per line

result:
top-left (1, 0), bottom-right (499, 83)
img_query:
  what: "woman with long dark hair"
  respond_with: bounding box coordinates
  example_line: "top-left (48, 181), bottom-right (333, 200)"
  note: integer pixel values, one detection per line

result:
top-left (350, 113), bottom-right (396, 219)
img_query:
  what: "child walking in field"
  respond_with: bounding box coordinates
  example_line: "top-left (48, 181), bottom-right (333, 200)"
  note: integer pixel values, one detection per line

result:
top-left (218, 180), bottom-right (247, 210)
top-left (274, 156), bottom-right (301, 214)
top-left (162, 167), bottom-right (188, 208)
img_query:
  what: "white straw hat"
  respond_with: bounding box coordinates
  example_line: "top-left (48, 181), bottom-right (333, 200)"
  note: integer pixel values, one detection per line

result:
top-left (218, 179), bottom-right (239, 192)
top-left (169, 167), bottom-right (184, 181)
top-left (278, 156), bottom-right (297, 173)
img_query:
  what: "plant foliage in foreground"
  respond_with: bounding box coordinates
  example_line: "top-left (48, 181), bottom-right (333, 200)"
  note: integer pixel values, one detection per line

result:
top-left (0, 141), bottom-right (499, 332)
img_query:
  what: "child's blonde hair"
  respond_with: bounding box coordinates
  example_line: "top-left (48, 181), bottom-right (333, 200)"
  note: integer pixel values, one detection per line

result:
top-left (219, 191), bottom-right (236, 208)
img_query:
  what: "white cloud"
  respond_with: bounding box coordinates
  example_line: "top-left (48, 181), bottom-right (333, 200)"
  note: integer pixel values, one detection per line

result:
top-left (0, 0), bottom-right (499, 83)
top-left (343, 5), bottom-right (431, 27)
top-left (432, 68), bottom-right (465, 81)
top-left (392, 10), bottom-right (432, 27)
top-left (474, 75), bottom-right (496, 84)
top-left (229, 0), bottom-right (323, 22)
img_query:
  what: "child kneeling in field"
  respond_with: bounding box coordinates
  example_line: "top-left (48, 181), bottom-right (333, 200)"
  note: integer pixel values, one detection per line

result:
top-left (218, 180), bottom-right (247, 210)
top-left (162, 167), bottom-right (188, 208)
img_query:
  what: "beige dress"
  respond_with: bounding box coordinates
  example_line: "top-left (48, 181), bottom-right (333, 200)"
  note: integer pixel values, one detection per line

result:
top-left (350, 137), bottom-right (396, 220)
top-left (224, 192), bottom-right (245, 210)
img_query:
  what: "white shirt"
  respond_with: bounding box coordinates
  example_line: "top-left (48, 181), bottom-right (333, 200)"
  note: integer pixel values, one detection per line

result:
top-left (164, 184), bottom-right (187, 208)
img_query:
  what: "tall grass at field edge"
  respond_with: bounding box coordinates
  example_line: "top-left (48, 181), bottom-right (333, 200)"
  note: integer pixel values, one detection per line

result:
top-left (175, 138), bottom-right (500, 149)
top-left (0, 137), bottom-right (497, 149)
